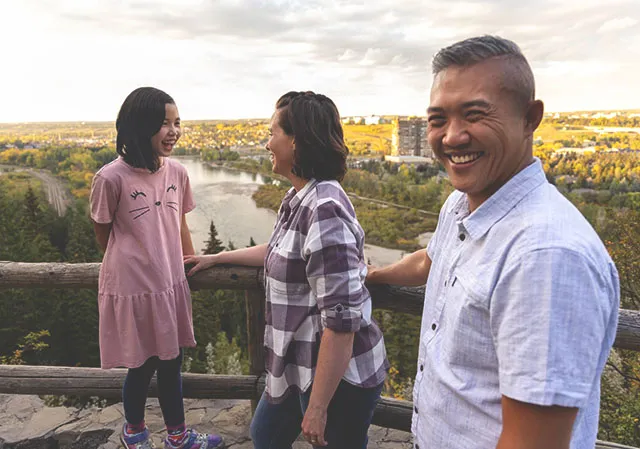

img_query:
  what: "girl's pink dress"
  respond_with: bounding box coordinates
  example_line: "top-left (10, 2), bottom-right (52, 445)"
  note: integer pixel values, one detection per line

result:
top-left (90, 157), bottom-right (196, 369)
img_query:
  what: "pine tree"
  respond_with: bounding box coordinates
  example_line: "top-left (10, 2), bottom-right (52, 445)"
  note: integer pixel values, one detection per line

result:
top-left (64, 204), bottom-right (101, 262)
top-left (0, 183), bottom-right (11, 259)
top-left (19, 184), bottom-right (58, 262)
top-left (248, 236), bottom-right (256, 247)
top-left (202, 220), bottom-right (225, 255)
top-left (22, 185), bottom-right (41, 234)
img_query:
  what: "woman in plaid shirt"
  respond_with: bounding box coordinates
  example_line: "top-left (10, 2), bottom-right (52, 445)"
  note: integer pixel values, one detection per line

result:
top-left (185, 91), bottom-right (389, 448)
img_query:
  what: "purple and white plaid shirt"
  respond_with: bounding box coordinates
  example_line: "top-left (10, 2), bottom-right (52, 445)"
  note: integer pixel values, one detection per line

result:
top-left (263, 179), bottom-right (389, 403)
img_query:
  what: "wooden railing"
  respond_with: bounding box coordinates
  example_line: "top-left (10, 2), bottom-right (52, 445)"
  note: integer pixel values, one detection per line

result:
top-left (1, 261), bottom-right (639, 446)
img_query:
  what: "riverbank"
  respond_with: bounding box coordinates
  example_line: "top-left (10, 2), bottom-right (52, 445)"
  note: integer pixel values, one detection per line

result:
top-left (250, 182), bottom-right (434, 252)
top-left (175, 157), bottom-right (421, 264)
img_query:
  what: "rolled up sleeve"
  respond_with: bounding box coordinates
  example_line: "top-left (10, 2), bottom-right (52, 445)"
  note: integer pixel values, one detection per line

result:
top-left (303, 200), bottom-right (365, 332)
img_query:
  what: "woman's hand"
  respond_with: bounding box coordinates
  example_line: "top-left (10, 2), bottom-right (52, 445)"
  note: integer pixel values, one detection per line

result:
top-left (302, 404), bottom-right (328, 446)
top-left (183, 254), bottom-right (219, 277)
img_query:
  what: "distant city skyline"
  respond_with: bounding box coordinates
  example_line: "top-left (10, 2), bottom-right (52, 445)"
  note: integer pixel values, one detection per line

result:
top-left (3, 0), bottom-right (639, 123)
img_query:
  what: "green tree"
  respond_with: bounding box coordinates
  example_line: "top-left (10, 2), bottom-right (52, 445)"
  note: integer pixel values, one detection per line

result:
top-left (597, 208), bottom-right (640, 446)
top-left (205, 331), bottom-right (248, 375)
top-left (0, 330), bottom-right (50, 365)
top-left (203, 220), bottom-right (225, 255)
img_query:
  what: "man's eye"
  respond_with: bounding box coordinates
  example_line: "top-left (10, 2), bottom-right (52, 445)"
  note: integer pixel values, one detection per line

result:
top-left (428, 117), bottom-right (445, 127)
top-left (466, 111), bottom-right (484, 121)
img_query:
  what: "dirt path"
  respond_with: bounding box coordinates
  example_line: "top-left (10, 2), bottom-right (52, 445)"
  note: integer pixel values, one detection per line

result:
top-left (347, 192), bottom-right (440, 217)
top-left (0, 165), bottom-right (71, 216)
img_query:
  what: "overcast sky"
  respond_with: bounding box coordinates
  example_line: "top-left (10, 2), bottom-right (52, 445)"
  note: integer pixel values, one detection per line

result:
top-left (3, 0), bottom-right (639, 122)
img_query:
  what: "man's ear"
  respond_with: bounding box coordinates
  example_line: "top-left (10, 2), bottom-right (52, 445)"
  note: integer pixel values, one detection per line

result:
top-left (525, 100), bottom-right (544, 136)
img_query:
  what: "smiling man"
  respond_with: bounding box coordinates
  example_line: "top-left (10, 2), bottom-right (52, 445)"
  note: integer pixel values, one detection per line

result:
top-left (367, 36), bottom-right (620, 449)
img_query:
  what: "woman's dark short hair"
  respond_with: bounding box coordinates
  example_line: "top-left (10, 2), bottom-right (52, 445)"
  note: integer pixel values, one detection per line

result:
top-left (275, 91), bottom-right (348, 182)
top-left (116, 87), bottom-right (175, 172)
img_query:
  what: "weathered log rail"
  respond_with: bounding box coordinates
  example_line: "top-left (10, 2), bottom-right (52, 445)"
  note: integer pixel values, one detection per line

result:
top-left (0, 364), bottom-right (409, 431)
top-left (2, 261), bottom-right (639, 351)
top-left (1, 261), bottom-right (639, 447)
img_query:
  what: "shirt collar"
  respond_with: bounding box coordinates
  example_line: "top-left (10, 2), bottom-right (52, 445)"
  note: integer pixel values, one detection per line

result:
top-left (282, 178), bottom-right (318, 212)
top-left (450, 158), bottom-right (547, 241)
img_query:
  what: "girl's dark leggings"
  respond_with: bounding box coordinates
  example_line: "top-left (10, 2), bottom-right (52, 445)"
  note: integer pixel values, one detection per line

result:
top-left (122, 349), bottom-right (184, 427)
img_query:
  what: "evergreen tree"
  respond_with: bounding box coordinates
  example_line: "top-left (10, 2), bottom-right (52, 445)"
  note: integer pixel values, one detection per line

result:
top-left (248, 236), bottom-right (256, 247)
top-left (203, 220), bottom-right (225, 255)
top-left (64, 204), bottom-right (101, 262)
top-left (19, 184), bottom-right (58, 262)
top-left (0, 184), bottom-right (11, 259)
top-left (22, 185), bottom-right (41, 235)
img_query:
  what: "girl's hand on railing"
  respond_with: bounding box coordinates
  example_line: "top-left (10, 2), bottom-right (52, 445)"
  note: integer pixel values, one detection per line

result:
top-left (183, 254), bottom-right (219, 277)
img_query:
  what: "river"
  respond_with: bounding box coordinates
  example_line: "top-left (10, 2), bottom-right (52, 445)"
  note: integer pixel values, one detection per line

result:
top-left (174, 157), bottom-right (416, 266)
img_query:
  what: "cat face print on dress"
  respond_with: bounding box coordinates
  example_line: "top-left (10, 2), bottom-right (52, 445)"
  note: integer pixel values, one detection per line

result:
top-left (128, 184), bottom-right (179, 220)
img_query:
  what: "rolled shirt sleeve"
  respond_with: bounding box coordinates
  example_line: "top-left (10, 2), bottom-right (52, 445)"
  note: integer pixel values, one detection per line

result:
top-left (491, 247), bottom-right (618, 408)
top-left (303, 199), bottom-right (366, 333)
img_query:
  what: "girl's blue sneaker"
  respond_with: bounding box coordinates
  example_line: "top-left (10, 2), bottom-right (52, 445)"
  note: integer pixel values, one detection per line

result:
top-left (163, 429), bottom-right (224, 449)
top-left (120, 424), bottom-right (157, 449)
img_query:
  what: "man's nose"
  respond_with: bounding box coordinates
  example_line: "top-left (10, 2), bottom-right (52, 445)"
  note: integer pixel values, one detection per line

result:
top-left (443, 120), bottom-right (471, 148)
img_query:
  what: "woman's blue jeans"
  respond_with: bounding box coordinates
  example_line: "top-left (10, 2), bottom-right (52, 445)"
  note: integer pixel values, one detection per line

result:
top-left (250, 380), bottom-right (384, 449)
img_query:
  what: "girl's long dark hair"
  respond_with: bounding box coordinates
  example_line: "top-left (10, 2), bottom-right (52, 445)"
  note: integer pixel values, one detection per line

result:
top-left (116, 87), bottom-right (175, 172)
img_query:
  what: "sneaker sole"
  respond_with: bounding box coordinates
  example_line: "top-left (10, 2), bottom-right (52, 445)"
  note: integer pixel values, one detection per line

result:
top-left (120, 434), bottom-right (157, 449)
top-left (163, 436), bottom-right (225, 449)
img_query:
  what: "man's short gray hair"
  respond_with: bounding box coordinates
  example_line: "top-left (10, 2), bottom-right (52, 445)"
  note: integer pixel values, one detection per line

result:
top-left (432, 35), bottom-right (535, 110)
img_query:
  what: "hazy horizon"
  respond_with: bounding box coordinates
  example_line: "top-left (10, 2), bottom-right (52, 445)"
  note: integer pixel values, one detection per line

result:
top-left (2, 108), bottom-right (640, 127)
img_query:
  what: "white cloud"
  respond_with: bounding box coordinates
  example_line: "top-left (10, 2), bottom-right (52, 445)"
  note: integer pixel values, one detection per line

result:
top-left (338, 49), bottom-right (357, 61)
top-left (2, 0), bottom-right (640, 121)
top-left (598, 17), bottom-right (639, 33)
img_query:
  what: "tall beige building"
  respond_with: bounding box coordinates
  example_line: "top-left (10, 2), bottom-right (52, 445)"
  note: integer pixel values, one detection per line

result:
top-left (391, 117), bottom-right (433, 158)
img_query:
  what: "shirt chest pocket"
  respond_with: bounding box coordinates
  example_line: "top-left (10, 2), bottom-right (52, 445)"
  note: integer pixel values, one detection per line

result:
top-left (440, 275), bottom-right (496, 368)
top-left (266, 249), bottom-right (310, 298)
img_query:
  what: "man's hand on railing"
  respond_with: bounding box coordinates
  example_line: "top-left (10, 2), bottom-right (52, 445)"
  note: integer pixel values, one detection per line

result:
top-left (365, 249), bottom-right (432, 287)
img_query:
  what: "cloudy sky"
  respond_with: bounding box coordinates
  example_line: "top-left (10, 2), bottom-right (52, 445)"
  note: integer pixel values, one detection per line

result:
top-left (3, 0), bottom-right (639, 122)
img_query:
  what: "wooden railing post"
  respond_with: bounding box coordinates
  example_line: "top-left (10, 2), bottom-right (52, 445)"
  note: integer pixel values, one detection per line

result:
top-left (245, 288), bottom-right (266, 413)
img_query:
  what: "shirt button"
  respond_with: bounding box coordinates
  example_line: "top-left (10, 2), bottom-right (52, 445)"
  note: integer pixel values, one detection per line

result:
top-left (431, 323), bottom-right (436, 331)
top-left (459, 233), bottom-right (466, 241)
top-left (414, 406), bottom-right (418, 413)
top-left (420, 364), bottom-right (424, 372)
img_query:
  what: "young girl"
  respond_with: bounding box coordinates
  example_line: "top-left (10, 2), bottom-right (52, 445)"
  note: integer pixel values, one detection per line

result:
top-left (90, 87), bottom-right (224, 449)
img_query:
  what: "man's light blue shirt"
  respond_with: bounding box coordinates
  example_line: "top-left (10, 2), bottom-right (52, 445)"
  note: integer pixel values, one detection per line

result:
top-left (412, 158), bottom-right (620, 449)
